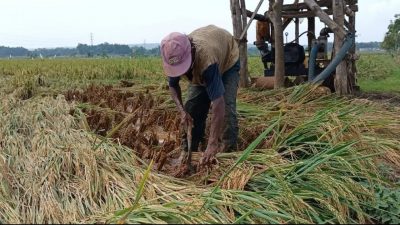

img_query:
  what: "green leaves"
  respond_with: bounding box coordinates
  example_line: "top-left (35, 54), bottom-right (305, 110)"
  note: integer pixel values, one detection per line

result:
top-left (115, 160), bottom-right (153, 224)
top-left (366, 184), bottom-right (400, 224)
top-left (201, 117), bottom-right (281, 211)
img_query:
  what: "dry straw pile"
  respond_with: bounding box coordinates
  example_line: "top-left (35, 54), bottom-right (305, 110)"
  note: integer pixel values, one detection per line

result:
top-left (0, 84), bottom-right (399, 223)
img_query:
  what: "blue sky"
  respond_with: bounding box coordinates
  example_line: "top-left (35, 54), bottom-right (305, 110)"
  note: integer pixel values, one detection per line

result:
top-left (0, 0), bottom-right (399, 49)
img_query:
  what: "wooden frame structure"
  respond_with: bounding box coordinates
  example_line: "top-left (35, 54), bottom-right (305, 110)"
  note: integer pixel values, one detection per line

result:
top-left (230, 0), bottom-right (358, 94)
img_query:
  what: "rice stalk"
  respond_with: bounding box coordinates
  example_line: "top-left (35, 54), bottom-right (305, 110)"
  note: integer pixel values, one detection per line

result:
top-left (0, 83), bottom-right (399, 224)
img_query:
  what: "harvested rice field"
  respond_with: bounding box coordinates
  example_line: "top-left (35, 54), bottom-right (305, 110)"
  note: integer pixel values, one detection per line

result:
top-left (0, 57), bottom-right (399, 224)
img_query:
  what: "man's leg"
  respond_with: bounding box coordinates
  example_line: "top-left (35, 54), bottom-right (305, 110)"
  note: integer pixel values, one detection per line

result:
top-left (182, 84), bottom-right (211, 152)
top-left (221, 61), bottom-right (240, 152)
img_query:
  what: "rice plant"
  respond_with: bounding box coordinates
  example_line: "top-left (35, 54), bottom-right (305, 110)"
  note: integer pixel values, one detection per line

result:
top-left (0, 57), bottom-right (399, 224)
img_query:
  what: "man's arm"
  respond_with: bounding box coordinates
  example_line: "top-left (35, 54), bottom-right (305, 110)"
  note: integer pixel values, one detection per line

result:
top-left (168, 77), bottom-right (193, 125)
top-left (201, 96), bottom-right (225, 164)
top-left (169, 87), bottom-right (184, 112)
top-left (200, 64), bottom-right (226, 165)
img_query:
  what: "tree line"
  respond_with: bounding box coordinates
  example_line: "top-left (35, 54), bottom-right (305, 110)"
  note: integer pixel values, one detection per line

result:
top-left (0, 41), bottom-right (386, 58)
top-left (0, 43), bottom-right (161, 58)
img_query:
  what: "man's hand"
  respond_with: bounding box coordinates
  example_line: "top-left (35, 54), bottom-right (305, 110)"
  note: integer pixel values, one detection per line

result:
top-left (200, 143), bottom-right (220, 166)
top-left (199, 96), bottom-right (225, 166)
top-left (180, 110), bottom-right (193, 128)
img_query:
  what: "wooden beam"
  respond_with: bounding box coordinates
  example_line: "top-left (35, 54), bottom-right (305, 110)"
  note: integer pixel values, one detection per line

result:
top-left (269, 0), bottom-right (285, 88)
top-left (246, 10), bottom-right (269, 22)
top-left (283, 0), bottom-right (331, 11)
top-left (240, 0), bottom-right (248, 38)
top-left (344, 19), bottom-right (350, 30)
top-left (304, 0), bottom-right (347, 40)
top-left (344, 5), bottom-right (355, 17)
top-left (231, 0), bottom-right (250, 87)
top-left (239, 0), bottom-right (250, 87)
top-left (282, 0), bottom-right (358, 11)
top-left (295, 18), bottom-right (300, 43)
top-left (333, 0), bottom-right (349, 95)
top-left (348, 13), bottom-right (358, 90)
top-left (282, 5), bottom-right (358, 18)
top-left (230, 0), bottom-right (240, 38)
top-left (283, 18), bottom-right (293, 30)
top-left (269, 0), bottom-right (275, 46)
top-left (239, 0), bottom-right (264, 41)
top-left (308, 17), bottom-right (316, 49)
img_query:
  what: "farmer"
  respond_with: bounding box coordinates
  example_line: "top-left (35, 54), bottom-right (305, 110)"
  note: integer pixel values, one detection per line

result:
top-left (160, 25), bottom-right (240, 166)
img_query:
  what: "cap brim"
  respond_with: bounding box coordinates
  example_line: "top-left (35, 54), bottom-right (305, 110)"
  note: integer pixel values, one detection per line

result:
top-left (163, 53), bottom-right (192, 77)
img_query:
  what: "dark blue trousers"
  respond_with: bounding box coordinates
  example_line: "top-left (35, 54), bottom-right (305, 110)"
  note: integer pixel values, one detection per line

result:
top-left (183, 61), bottom-right (240, 152)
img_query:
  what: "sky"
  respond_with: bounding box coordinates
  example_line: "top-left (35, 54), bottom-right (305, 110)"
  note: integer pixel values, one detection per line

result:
top-left (0, 0), bottom-right (399, 49)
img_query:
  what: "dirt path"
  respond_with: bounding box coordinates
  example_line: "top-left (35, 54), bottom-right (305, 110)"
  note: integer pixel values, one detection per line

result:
top-left (353, 92), bottom-right (400, 107)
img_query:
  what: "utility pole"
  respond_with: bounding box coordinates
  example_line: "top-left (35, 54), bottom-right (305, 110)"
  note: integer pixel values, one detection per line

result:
top-left (89, 32), bottom-right (94, 58)
top-left (90, 33), bottom-right (94, 47)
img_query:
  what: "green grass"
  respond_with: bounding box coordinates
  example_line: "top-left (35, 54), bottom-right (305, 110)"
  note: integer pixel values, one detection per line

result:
top-left (249, 52), bottom-right (400, 94)
top-left (248, 56), bottom-right (265, 77)
top-left (356, 53), bottom-right (400, 93)
top-left (359, 68), bottom-right (400, 93)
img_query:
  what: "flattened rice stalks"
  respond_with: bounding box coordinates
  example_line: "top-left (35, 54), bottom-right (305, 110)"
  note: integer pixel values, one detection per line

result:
top-left (65, 85), bottom-right (184, 175)
top-left (65, 85), bottom-right (267, 177)
top-left (1, 83), bottom-right (399, 224)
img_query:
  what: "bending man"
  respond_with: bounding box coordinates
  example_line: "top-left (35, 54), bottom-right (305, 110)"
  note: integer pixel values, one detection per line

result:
top-left (160, 25), bottom-right (240, 165)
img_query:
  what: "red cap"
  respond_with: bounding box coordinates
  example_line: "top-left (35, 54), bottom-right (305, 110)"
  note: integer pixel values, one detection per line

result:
top-left (161, 32), bottom-right (192, 77)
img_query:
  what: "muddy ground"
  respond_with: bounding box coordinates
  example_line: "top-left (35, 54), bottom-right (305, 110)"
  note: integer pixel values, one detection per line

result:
top-left (353, 92), bottom-right (400, 107)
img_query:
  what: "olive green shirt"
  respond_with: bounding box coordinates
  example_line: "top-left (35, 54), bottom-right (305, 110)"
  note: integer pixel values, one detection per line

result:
top-left (188, 25), bottom-right (239, 86)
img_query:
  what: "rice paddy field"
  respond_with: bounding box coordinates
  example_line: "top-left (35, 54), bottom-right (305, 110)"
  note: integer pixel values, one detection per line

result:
top-left (0, 54), bottom-right (399, 224)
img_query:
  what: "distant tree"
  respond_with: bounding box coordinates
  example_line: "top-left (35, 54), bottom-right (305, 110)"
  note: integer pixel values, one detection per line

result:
top-left (32, 48), bottom-right (78, 57)
top-left (77, 43), bottom-right (91, 56)
top-left (76, 43), bottom-right (131, 57)
top-left (148, 46), bottom-right (161, 56)
top-left (0, 46), bottom-right (29, 57)
top-left (132, 46), bottom-right (147, 56)
top-left (0, 43), bottom-right (162, 58)
top-left (382, 14), bottom-right (400, 52)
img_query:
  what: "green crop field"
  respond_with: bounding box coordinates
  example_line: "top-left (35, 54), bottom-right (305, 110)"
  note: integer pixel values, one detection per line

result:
top-left (357, 53), bottom-right (400, 93)
top-left (0, 54), bottom-right (399, 224)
